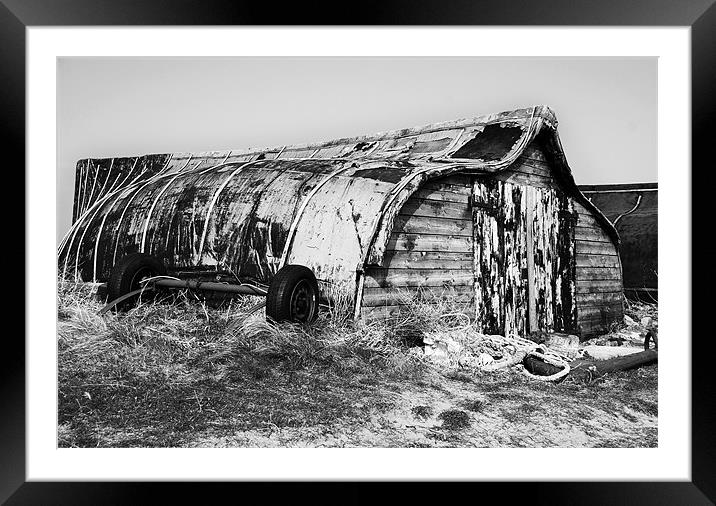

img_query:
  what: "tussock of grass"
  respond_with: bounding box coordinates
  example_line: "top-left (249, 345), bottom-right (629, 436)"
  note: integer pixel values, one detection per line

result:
top-left (411, 405), bottom-right (433, 420)
top-left (462, 400), bottom-right (485, 413)
top-left (438, 409), bottom-right (471, 430)
top-left (374, 289), bottom-right (474, 347)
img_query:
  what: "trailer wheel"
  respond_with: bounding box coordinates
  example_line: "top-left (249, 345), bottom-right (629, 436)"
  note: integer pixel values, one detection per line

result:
top-left (107, 253), bottom-right (167, 310)
top-left (266, 265), bottom-right (319, 323)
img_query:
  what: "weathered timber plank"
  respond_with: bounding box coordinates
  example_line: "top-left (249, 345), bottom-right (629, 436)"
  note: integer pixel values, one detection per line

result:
top-left (576, 212), bottom-right (601, 227)
top-left (381, 250), bottom-right (473, 269)
top-left (520, 144), bottom-right (550, 163)
top-left (422, 176), bottom-right (472, 192)
top-left (420, 180), bottom-right (471, 195)
top-left (577, 316), bottom-right (624, 333)
top-left (578, 312), bottom-right (624, 324)
top-left (493, 171), bottom-right (556, 190)
top-left (507, 158), bottom-right (554, 178)
top-left (412, 187), bottom-right (471, 204)
top-left (576, 281), bottom-right (623, 293)
top-left (393, 215), bottom-right (472, 236)
top-left (577, 303), bottom-right (624, 318)
top-left (399, 198), bottom-right (471, 220)
top-left (576, 295), bottom-right (624, 305)
top-left (573, 200), bottom-right (592, 215)
top-left (575, 226), bottom-right (613, 243)
top-left (576, 253), bottom-right (622, 268)
top-left (515, 155), bottom-right (552, 169)
top-left (525, 186), bottom-right (538, 333)
top-left (473, 179), bottom-right (510, 334)
top-left (575, 241), bottom-right (618, 256)
top-left (362, 286), bottom-right (474, 307)
top-left (363, 284), bottom-right (474, 297)
top-left (576, 267), bottom-right (622, 280)
top-left (575, 222), bottom-right (611, 232)
top-left (386, 233), bottom-right (473, 253)
top-left (360, 303), bottom-right (474, 320)
top-left (575, 292), bottom-right (625, 305)
top-left (363, 268), bottom-right (474, 289)
top-left (426, 173), bottom-right (472, 186)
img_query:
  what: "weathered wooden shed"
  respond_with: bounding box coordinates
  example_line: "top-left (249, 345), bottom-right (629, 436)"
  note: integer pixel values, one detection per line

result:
top-left (59, 105), bottom-right (623, 337)
top-left (579, 183), bottom-right (657, 301)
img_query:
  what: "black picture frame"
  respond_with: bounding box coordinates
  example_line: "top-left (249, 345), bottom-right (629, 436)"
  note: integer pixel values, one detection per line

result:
top-left (5, 0), bottom-right (714, 503)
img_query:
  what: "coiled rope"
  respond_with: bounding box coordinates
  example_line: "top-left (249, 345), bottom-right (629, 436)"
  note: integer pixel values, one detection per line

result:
top-left (473, 333), bottom-right (571, 381)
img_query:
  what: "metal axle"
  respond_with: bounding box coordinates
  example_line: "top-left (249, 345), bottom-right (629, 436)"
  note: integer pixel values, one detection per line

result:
top-left (153, 278), bottom-right (267, 296)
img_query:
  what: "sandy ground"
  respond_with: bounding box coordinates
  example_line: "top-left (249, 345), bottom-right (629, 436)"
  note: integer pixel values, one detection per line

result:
top-left (59, 362), bottom-right (657, 448)
top-left (183, 367), bottom-right (657, 448)
top-left (58, 283), bottom-right (658, 448)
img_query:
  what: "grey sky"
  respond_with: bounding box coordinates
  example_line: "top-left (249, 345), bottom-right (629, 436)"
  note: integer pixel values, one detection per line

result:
top-left (57, 56), bottom-right (656, 244)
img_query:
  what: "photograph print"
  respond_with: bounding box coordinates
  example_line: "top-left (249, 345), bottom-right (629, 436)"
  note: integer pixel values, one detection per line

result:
top-left (56, 56), bottom-right (658, 448)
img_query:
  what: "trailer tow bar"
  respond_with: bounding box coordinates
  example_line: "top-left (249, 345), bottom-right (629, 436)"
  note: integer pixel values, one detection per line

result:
top-left (99, 286), bottom-right (156, 314)
top-left (99, 278), bottom-right (268, 314)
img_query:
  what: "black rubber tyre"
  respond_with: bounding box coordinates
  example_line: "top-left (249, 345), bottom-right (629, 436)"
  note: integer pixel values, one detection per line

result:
top-left (266, 265), bottom-right (319, 323)
top-left (107, 253), bottom-right (167, 310)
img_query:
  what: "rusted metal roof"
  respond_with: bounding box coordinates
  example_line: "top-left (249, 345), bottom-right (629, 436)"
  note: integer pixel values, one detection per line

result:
top-left (59, 105), bottom-right (617, 300)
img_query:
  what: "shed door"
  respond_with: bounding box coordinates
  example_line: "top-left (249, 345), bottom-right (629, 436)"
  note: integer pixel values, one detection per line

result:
top-left (472, 179), bottom-right (577, 336)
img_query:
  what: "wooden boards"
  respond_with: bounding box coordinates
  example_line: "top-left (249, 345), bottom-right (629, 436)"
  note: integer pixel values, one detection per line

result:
top-left (359, 140), bottom-right (622, 339)
top-left (573, 200), bottom-right (623, 336)
top-left (362, 174), bottom-right (474, 312)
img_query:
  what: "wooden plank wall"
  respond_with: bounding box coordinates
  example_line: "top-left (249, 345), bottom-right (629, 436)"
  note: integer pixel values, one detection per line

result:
top-left (472, 179), bottom-right (527, 336)
top-left (478, 145), bottom-right (577, 336)
top-left (526, 185), bottom-right (578, 334)
top-left (361, 174), bottom-right (474, 319)
top-left (502, 144), bottom-right (619, 336)
top-left (492, 144), bottom-right (557, 190)
top-left (360, 141), bottom-right (623, 337)
top-left (574, 200), bottom-right (624, 336)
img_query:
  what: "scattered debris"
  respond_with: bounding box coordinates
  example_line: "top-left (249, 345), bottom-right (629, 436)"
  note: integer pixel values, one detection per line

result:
top-left (569, 350), bottom-right (658, 383)
top-left (581, 345), bottom-right (645, 361)
top-left (523, 355), bottom-right (563, 377)
top-left (538, 332), bottom-right (581, 360)
top-left (420, 303), bottom-right (658, 383)
top-left (476, 353), bottom-right (495, 367)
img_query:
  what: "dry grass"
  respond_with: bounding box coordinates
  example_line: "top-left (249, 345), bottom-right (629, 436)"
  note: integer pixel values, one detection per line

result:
top-left (57, 281), bottom-right (658, 448)
top-left (57, 279), bottom-right (430, 447)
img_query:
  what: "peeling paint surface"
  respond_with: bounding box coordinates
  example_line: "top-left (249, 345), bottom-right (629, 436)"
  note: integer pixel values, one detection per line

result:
top-left (60, 158), bottom-right (404, 291)
top-left (60, 105), bottom-right (618, 327)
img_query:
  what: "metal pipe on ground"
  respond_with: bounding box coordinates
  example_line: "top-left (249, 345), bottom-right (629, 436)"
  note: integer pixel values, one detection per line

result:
top-left (523, 350), bottom-right (658, 383)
